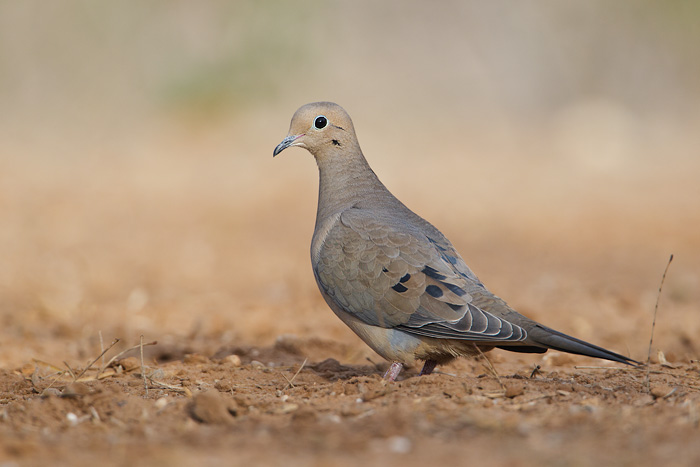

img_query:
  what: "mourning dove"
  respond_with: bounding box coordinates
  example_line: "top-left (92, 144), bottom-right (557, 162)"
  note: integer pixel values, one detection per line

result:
top-left (273, 102), bottom-right (638, 380)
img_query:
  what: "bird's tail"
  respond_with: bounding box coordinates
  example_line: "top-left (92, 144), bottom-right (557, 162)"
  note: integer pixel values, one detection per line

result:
top-left (499, 324), bottom-right (640, 366)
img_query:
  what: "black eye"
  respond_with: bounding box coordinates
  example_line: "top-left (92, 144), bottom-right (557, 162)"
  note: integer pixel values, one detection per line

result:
top-left (314, 115), bottom-right (327, 129)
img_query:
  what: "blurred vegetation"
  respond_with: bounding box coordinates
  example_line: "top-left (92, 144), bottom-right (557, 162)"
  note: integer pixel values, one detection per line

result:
top-left (0, 0), bottom-right (327, 122)
top-left (0, 0), bottom-right (698, 127)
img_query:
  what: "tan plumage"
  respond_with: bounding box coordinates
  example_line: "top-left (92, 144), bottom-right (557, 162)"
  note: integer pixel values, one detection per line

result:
top-left (273, 102), bottom-right (638, 379)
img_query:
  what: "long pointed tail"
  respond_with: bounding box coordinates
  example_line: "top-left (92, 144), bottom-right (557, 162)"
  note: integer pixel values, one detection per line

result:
top-left (499, 324), bottom-right (640, 366)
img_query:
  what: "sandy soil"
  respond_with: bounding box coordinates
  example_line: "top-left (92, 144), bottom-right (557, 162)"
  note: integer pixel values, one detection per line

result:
top-left (1, 113), bottom-right (699, 466)
top-left (1, 338), bottom-right (699, 467)
top-left (2, 3), bottom-right (700, 465)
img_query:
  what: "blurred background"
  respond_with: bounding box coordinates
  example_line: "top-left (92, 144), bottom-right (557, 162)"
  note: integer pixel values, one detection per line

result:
top-left (1, 0), bottom-right (698, 368)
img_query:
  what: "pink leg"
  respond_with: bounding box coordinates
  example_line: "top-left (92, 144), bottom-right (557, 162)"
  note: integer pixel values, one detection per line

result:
top-left (383, 362), bottom-right (403, 382)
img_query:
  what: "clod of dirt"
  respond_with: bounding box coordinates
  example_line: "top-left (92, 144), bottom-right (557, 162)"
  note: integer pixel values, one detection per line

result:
top-left (61, 382), bottom-right (92, 397)
top-left (650, 385), bottom-right (675, 399)
top-left (41, 388), bottom-right (62, 398)
top-left (221, 354), bottom-right (241, 367)
top-left (504, 383), bottom-right (525, 398)
top-left (188, 390), bottom-right (239, 424)
top-left (116, 357), bottom-right (140, 372)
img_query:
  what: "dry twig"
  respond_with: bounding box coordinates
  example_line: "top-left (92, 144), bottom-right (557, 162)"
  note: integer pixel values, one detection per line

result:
top-left (646, 254), bottom-right (673, 392)
top-left (73, 338), bottom-right (120, 382)
top-left (99, 331), bottom-right (105, 368)
top-left (140, 335), bottom-right (148, 397)
top-left (474, 345), bottom-right (505, 391)
top-left (97, 340), bottom-right (157, 376)
top-left (282, 358), bottom-right (308, 391)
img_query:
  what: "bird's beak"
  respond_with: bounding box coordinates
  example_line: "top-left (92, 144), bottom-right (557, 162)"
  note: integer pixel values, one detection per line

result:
top-left (273, 134), bottom-right (303, 157)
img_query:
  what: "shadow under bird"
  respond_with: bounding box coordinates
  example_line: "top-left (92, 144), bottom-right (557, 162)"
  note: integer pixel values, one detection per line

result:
top-left (273, 102), bottom-right (639, 381)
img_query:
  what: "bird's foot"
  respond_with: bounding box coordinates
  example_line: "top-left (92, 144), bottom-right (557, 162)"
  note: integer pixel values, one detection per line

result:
top-left (383, 362), bottom-right (403, 382)
top-left (419, 359), bottom-right (437, 376)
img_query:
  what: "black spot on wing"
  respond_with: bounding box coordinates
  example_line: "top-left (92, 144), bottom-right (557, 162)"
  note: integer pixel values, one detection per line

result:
top-left (447, 303), bottom-right (463, 311)
top-left (422, 266), bottom-right (447, 281)
top-left (392, 283), bottom-right (408, 293)
top-left (443, 282), bottom-right (467, 297)
top-left (399, 273), bottom-right (411, 283)
top-left (425, 285), bottom-right (443, 298)
top-left (382, 267), bottom-right (389, 273)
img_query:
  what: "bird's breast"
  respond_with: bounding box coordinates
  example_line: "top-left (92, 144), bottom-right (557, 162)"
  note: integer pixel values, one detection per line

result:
top-left (311, 211), bottom-right (342, 266)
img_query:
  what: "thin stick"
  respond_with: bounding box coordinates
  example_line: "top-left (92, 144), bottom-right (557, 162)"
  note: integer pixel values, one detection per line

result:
top-left (40, 373), bottom-right (65, 397)
top-left (140, 335), bottom-right (148, 397)
top-left (63, 362), bottom-right (77, 380)
top-left (474, 345), bottom-right (505, 390)
top-left (147, 376), bottom-right (192, 397)
top-left (646, 254), bottom-right (673, 392)
top-left (99, 331), bottom-right (105, 369)
top-left (283, 358), bottom-right (308, 391)
top-left (98, 340), bottom-right (157, 376)
top-left (73, 338), bottom-right (120, 382)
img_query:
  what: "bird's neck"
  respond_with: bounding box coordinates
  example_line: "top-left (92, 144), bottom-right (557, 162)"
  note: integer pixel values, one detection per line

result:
top-left (314, 150), bottom-right (388, 223)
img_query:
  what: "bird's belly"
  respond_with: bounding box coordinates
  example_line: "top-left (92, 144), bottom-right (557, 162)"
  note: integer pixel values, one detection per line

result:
top-left (324, 304), bottom-right (419, 364)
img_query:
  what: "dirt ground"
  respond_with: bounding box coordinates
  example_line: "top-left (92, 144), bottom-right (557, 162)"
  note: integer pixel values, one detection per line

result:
top-left (1, 337), bottom-right (700, 467)
top-left (1, 113), bottom-right (699, 466)
top-left (1, 4), bottom-right (700, 462)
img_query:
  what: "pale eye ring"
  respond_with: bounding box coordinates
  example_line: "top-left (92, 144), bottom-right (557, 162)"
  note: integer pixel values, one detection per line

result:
top-left (313, 115), bottom-right (328, 129)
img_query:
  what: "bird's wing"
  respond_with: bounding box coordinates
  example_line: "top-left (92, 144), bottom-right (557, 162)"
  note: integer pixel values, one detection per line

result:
top-left (314, 208), bottom-right (528, 343)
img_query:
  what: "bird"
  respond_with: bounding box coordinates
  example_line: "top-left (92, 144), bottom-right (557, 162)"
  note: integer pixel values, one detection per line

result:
top-left (273, 102), bottom-right (639, 381)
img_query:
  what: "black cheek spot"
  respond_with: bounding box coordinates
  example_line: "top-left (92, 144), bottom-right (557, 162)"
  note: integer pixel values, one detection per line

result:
top-left (392, 283), bottom-right (408, 293)
top-left (425, 285), bottom-right (443, 298)
top-left (399, 273), bottom-right (411, 283)
top-left (332, 139), bottom-right (341, 146)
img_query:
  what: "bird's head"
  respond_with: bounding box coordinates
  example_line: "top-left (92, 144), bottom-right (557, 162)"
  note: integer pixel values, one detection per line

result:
top-left (273, 102), bottom-right (358, 158)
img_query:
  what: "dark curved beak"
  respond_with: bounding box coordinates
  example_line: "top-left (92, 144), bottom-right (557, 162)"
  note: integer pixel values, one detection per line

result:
top-left (273, 134), bottom-right (302, 157)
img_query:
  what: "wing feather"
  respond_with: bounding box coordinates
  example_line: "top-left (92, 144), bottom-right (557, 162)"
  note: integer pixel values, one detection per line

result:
top-left (314, 209), bottom-right (527, 343)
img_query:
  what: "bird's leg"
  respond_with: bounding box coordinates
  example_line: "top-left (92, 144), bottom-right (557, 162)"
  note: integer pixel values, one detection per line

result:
top-left (419, 359), bottom-right (437, 376)
top-left (383, 362), bottom-right (403, 382)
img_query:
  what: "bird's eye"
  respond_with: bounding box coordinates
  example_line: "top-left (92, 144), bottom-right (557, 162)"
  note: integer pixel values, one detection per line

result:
top-left (314, 115), bottom-right (328, 129)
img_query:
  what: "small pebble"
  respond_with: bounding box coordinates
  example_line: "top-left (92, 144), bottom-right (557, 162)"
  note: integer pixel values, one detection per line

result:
top-left (117, 357), bottom-right (140, 372)
top-left (651, 385), bottom-right (674, 399)
top-left (62, 382), bottom-right (91, 397)
top-left (387, 436), bottom-right (412, 454)
top-left (41, 388), bottom-right (62, 398)
top-left (505, 384), bottom-right (525, 398)
top-left (222, 355), bottom-right (241, 367)
top-left (66, 412), bottom-right (79, 426)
